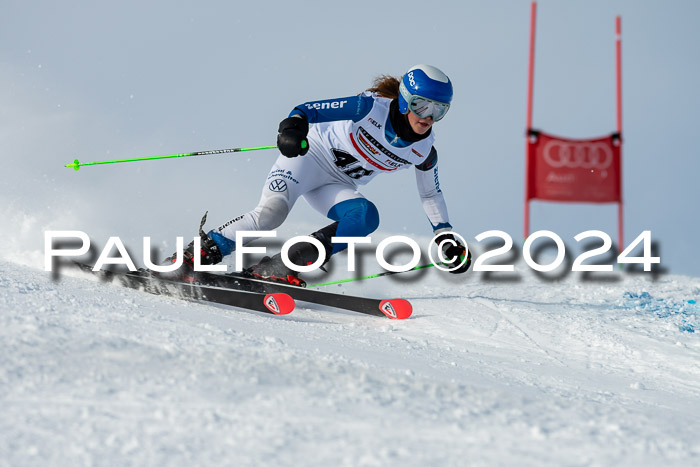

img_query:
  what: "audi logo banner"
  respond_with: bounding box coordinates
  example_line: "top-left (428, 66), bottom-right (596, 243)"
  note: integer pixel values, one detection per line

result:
top-left (526, 131), bottom-right (621, 203)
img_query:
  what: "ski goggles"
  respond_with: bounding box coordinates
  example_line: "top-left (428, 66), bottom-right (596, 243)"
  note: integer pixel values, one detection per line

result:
top-left (407, 95), bottom-right (450, 121)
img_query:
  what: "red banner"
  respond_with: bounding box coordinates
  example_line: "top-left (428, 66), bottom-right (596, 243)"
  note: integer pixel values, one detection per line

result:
top-left (526, 130), bottom-right (621, 203)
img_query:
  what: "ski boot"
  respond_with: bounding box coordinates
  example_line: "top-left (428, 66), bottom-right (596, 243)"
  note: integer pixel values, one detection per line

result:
top-left (244, 222), bottom-right (337, 287)
top-left (161, 212), bottom-right (223, 283)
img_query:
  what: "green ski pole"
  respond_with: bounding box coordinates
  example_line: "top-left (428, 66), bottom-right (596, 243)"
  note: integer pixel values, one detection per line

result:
top-left (65, 144), bottom-right (291, 171)
top-left (308, 262), bottom-right (442, 288)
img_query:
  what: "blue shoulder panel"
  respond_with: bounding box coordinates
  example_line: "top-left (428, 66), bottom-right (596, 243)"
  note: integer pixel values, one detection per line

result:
top-left (289, 95), bottom-right (375, 123)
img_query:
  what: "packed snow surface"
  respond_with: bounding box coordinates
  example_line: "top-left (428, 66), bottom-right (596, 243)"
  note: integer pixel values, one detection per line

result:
top-left (1, 257), bottom-right (700, 466)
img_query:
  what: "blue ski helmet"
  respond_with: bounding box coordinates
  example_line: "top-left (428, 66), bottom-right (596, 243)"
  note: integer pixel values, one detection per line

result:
top-left (398, 64), bottom-right (453, 120)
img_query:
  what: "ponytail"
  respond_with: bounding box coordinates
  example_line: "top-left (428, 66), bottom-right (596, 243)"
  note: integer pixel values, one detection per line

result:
top-left (366, 75), bottom-right (400, 99)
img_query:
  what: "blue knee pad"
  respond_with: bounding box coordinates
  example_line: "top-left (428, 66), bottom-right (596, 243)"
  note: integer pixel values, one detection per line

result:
top-left (327, 198), bottom-right (380, 254)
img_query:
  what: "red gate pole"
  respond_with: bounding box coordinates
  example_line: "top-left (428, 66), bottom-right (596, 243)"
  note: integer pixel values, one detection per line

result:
top-left (616, 16), bottom-right (624, 252)
top-left (524, 1), bottom-right (537, 240)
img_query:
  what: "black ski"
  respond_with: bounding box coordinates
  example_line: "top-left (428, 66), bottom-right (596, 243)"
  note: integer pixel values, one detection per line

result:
top-left (70, 262), bottom-right (295, 316)
top-left (182, 270), bottom-right (412, 320)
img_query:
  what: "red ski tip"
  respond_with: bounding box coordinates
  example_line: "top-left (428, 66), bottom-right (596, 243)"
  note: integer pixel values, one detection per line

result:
top-left (264, 293), bottom-right (295, 315)
top-left (378, 299), bottom-right (412, 320)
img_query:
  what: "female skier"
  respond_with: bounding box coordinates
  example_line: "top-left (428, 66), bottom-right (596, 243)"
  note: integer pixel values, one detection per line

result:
top-left (174, 64), bottom-right (471, 285)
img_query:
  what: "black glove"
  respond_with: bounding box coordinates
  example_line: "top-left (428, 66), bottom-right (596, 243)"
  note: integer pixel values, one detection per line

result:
top-left (277, 115), bottom-right (309, 157)
top-left (436, 233), bottom-right (472, 274)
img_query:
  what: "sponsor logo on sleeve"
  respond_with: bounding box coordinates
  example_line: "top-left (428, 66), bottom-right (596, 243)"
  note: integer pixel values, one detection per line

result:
top-left (305, 100), bottom-right (348, 111)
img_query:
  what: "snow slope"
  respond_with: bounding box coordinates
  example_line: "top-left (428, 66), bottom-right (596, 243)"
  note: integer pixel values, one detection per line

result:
top-left (1, 257), bottom-right (700, 466)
